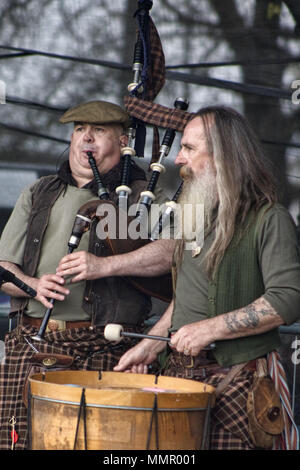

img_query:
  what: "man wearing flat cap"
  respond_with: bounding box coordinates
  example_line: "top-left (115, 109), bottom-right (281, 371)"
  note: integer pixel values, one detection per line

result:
top-left (0, 100), bottom-right (174, 450)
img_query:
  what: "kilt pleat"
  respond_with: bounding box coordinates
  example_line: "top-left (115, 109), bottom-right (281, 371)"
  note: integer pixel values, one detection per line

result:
top-left (163, 354), bottom-right (255, 450)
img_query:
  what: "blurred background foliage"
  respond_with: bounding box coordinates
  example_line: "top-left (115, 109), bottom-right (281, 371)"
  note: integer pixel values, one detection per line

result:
top-left (0, 0), bottom-right (299, 221)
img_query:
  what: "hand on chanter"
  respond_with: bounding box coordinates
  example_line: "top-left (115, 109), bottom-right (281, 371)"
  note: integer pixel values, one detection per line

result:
top-left (34, 273), bottom-right (70, 309)
top-left (56, 250), bottom-right (103, 283)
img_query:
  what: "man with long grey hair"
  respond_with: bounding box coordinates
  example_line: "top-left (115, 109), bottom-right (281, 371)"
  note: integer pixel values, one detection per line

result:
top-left (115, 106), bottom-right (300, 450)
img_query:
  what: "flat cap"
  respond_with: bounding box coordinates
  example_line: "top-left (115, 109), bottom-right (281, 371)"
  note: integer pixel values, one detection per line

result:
top-left (59, 100), bottom-right (131, 127)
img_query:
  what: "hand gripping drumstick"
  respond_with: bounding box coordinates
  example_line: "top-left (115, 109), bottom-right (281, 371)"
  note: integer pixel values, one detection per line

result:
top-left (104, 323), bottom-right (216, 350)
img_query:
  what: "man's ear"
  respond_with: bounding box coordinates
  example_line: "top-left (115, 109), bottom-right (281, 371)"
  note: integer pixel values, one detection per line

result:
top-left (119, 133), bottom-right (128, 148)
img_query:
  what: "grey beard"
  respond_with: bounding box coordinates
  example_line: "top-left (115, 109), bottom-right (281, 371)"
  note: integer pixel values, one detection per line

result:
top-left (176, 166), bottom-right (217, 242)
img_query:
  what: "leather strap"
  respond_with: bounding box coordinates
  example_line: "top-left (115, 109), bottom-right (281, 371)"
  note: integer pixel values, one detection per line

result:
top-left (22, 314), bottom-right (91, 331)
top-left (215, 362), bottom-right (248, 397)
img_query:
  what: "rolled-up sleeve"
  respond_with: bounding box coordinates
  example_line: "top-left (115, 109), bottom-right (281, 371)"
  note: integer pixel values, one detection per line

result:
top-left (258, 204), bottom-right (300, 325)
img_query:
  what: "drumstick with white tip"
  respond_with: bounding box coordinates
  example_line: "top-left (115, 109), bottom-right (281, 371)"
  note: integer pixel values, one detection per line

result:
top-left (104, 323), bottom-right (170, 343)
top-left (104, 323), bottom-right (216, 349)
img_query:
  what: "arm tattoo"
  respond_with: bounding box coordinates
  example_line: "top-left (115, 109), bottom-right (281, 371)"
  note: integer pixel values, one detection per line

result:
top-left (224, 297), bottom-right (278, 333)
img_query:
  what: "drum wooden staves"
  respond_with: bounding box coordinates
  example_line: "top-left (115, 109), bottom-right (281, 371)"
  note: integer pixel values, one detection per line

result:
top-left (28, 370), bottom-right (215, 450)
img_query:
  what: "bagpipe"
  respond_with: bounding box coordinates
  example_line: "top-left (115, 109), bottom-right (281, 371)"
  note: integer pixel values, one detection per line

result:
top-left (34, 0), bottom-right (195, 340)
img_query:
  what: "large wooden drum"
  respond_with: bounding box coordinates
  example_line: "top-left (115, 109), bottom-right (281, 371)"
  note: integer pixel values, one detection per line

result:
top-left (28, 370), bottom-right (215, 450)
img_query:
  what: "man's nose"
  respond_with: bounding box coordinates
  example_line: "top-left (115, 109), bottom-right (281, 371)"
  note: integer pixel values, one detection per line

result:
top-left (83, 128), bottom-right (94, 141)
top-left (174, 150), bottom-right (186, 165)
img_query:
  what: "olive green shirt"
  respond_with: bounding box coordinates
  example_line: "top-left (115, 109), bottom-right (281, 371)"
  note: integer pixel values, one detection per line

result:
top-left (0, 179), bottom-right (170, 320)
top-left (0, 184), bottom-right (95, 320)
top-left (172, 204), bottom-right (300, 331)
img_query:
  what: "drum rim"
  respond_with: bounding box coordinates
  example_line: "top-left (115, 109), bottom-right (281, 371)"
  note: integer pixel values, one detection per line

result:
top-left (30, 393), bottom-right (210, 411)
top-left (29, 370), bottom-right (216, 409)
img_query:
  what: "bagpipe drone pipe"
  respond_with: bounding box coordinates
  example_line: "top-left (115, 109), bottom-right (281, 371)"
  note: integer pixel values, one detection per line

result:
top-left (33, 1), bottom-right (195, 339)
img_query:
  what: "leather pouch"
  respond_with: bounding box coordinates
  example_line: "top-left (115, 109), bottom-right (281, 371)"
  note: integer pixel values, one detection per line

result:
top-left (247, 359), bottom-right (284, 449)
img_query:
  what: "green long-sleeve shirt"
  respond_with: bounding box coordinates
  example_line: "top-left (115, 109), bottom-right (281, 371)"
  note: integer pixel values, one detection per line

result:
top-left (172, 203), bottom-right (300, 330)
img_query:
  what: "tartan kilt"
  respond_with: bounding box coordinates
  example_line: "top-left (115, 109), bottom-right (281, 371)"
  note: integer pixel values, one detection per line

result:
top-left (0, 323), bottom-right (138, 450)
top-left (163, 354), bottom-right (256, 450)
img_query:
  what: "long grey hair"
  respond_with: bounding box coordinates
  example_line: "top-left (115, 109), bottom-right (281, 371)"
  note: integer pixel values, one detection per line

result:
top-left (174, 105), bottom-right (278, 279)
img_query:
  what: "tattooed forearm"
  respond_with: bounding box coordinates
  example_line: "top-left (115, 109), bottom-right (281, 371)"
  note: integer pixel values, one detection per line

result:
top-left (224, 297), bottom-right (281, 334)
